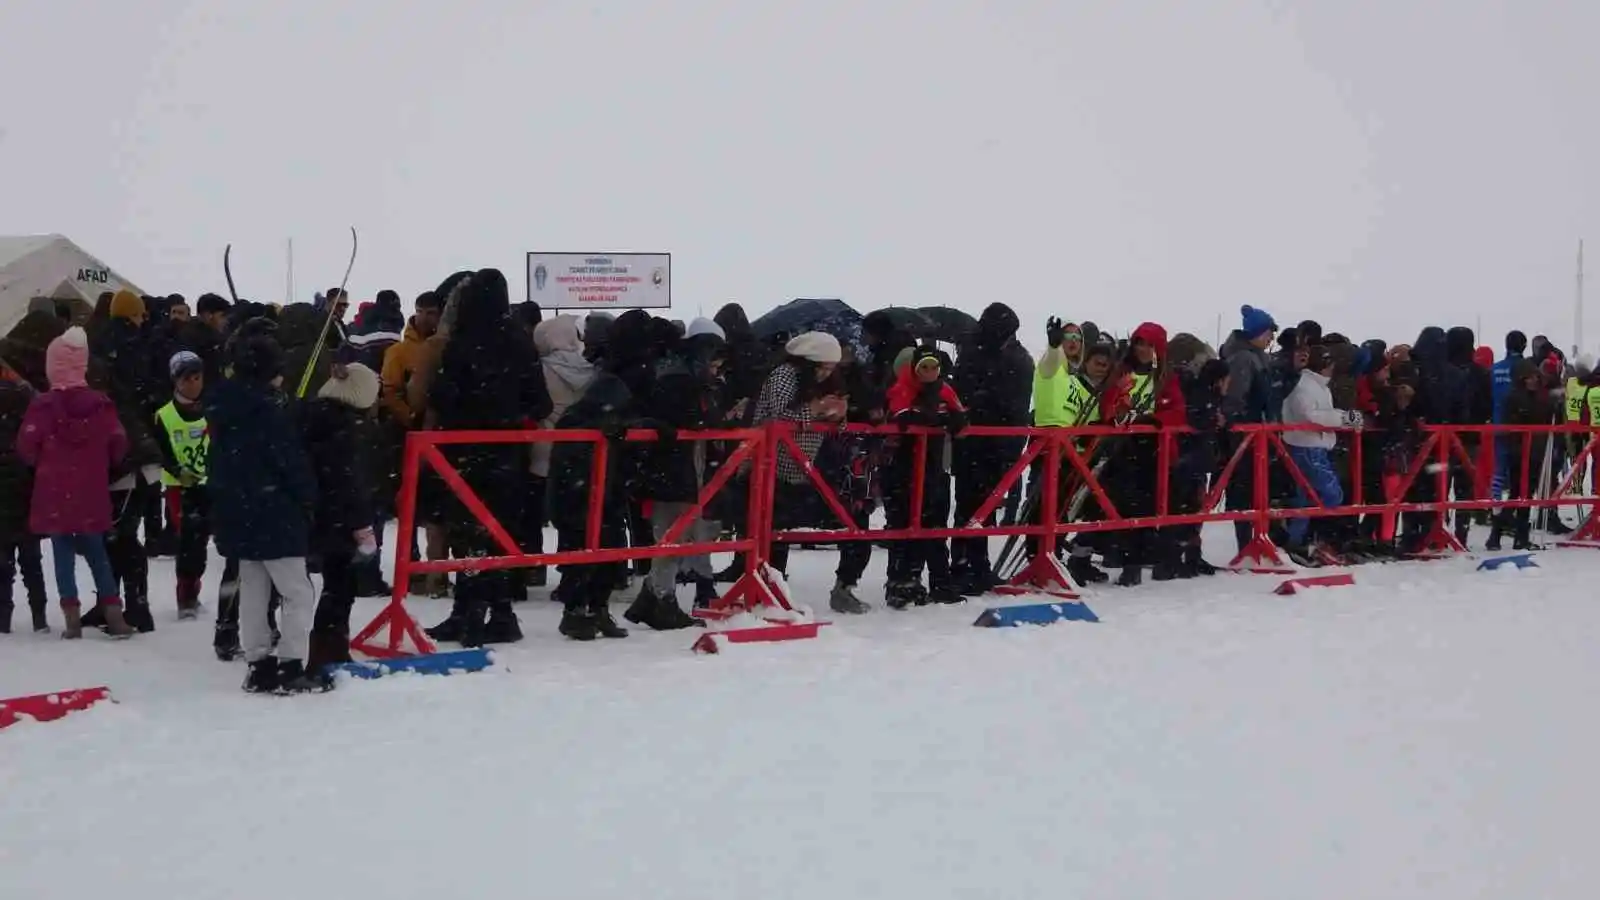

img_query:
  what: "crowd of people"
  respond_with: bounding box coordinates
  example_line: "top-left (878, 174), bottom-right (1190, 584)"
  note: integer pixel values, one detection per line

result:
top-left (0, 268), bottom-right (1594, 693)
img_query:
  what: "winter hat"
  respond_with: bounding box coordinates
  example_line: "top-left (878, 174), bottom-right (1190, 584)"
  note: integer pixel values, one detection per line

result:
top-left (1506, 330), bottom-right (1528, 356)
top-left (45, 326), bottom-right (89, 390)
top-left (317, 362), bottom-right (380, 410)
top-left (109, 290), bottom-right (145, 322)
top-left (1240, 305), bottom-right (1277, 340)
top-left (1131, 322), bottom-right (1169, 359)
top-left (785, 331), bottom-right (842, 364)
top-left (686, 317), bottom-right (725, 341)
top-left (1474, 346), bottom-right (1494, 369)
top-left (169, 350), bottom-right (204, 380)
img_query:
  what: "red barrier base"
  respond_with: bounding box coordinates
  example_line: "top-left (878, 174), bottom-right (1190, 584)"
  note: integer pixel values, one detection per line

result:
top-left (692, 622), bottom-right (827, 654)
top-left (1275, 573), bottom-right (1355, 595)
top-left (1229, 535), bottom-right (1295, 575)
top-left (1557, 507), bottom-right (1600, 548)
top-left (351, 601), bottom-right (438, 660)
top-left (993, 553), bottom-right (1079, 601)
top-left (0, 687), bottom-right (112, 728)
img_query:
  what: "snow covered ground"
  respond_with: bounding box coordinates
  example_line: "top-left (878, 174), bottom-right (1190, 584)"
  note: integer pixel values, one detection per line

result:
top-left (4, 525), bottom-right (1600, 899)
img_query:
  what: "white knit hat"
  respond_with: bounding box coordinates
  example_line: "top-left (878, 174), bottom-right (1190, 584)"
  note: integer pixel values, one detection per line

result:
top-left (785, 331), bottom-right (841, 364)
top-left (317, 362), bottom-right (381, 410)
top-left (686, 317), bottom-right (724, 340)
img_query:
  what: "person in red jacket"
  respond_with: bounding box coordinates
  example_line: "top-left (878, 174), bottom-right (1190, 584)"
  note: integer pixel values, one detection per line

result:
top-left (1097, 322), bottom-right (1184, 586)
top-left (884, 346), bottom-right (968, 607)
top-left (15, 327), bottom-right (132, 638)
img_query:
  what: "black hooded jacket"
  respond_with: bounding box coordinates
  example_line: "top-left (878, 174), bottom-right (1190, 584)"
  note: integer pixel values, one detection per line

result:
top-left (88, 317), bottom-right (164, 472)
top-left (640, 334), bottom-right (728, 503)
top-left (714, 303), bottom-right (771, 420)
top-left (1446, 326), bottom-right (1493, 425)
top-left (1413, 327), bottom-right (1470, 425)
top-left (302, 395), bottom-right (376, 555)
top-left (951, 303), bottom-right (1033, 429)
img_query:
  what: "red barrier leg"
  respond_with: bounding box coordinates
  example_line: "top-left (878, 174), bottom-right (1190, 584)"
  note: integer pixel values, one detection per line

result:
top-left (995, 553), bottom-right (1079, 600)
top-left (1557, 505), bottom-right (1600, 547)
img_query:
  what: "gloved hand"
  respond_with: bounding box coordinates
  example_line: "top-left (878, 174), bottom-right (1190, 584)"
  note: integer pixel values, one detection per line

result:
top-left (353, 527), bottom-right (378, 560)
top-left (1343, 410), bottom-right (1365, 429)
top-left (945, 408), bottom-right (969, 436)
top-left (1046, 316), bottom-right (1065, 349)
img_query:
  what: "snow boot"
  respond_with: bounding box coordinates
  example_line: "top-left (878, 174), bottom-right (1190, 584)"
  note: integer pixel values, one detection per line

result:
top-left (1284, 544), bottom-right (1322, 569)
top-left (928, 583), bottom-right (965, 605)
top-left (122, 597), bottom-right (155, 634)
top-left (885, 580), bottom-right (919, 610)
top-left (1066, 554), bottom-right (1108, 586)
top-left (176, 577), bottom-right (202, 620)
top-left (956, 568), bottom-right (1002, 597)
top-left (592, 602), bottom-right (629, 639)
top-left (1150, 561), bottom-right (1180, 582)
top-left (559, 606), bottom-right (599, 641)
top-left (1182, 545), bottom-right (1217, 576)
top-left (30, 600), bottom-right (49, 634)
top-left (624, 585), bottom-right (700, 631)
top-left (1485, 515), bottom-right (1507, 552)
top-left (100, 600), bottom-right (134, 639)
top-left (909, 581), bottom-right (931, 606)
top-left (60, 601), bottom-right (83, 639)
top-left (829, 582), bottom-right (871, 615)
top-left (425, 603), bottom-right (469, 643)
top-left (692, 578), bottom-right (719, 610)
top-left (243, 656), bottom-right (279, 693)
top-left (482, 602), bottom-right (524, 644)
top-left (274, 659), bottom-right (333, 694)
top-left (1116, 566), bottom-right (1142, 588)
top-left (1513, 522), bottom-right (1545, 552)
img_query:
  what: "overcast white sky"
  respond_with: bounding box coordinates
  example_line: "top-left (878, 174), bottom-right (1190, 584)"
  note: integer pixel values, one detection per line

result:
top-left (3, 1), bottom-right (1596, 350)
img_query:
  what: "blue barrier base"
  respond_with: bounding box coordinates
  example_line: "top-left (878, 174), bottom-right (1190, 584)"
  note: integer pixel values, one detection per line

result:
top-left (1477, 553), bottom-right (1538, 572)
top-left (974, 601), bottom-right (1099, 627)
top-left (330, 648), bottom-right (494, 680)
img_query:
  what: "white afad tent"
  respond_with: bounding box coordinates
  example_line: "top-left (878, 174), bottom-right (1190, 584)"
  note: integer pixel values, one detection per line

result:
top-left (0, 234), bottom-right (144, 334)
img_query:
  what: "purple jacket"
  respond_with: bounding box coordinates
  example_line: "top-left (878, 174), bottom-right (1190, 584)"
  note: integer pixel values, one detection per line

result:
top-left (16, 387), bottom-right (127, 536)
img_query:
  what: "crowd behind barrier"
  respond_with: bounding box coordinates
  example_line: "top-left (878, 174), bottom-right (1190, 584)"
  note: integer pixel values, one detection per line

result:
top-left (5, 273), bottom-right (1599, 694)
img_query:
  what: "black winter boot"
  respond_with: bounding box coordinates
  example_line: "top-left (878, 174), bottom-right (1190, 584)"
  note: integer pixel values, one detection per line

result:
top-left (482, 602), bottom-right (524, 644)
top-left (305, 627), bottom-right (352, 673)
top-left (592, 601), bottom-right (629, 638)
top-left (30, 601), bottom-right (48, 634)
top-left (885, 581), bottom-right (919, 610)
top-left (559, 605), bottom-right (599, 641)
top-left (243, 656), bottom-right (279, 693)
top-left (1066, 554), bottom-right (1108, 586)
top-left (275, 659), bottom-right (334, 694)
top-left (1182, 545), bottom-right (1217, 576)
top-left (1116, 566), bottom-right (1143, 588)
top-left (122, 599), bottom-right (155, 634)
top-left (1486, 514), bottom-right (1508, 552)
top-left (624, 585), bottom-right (700, 631)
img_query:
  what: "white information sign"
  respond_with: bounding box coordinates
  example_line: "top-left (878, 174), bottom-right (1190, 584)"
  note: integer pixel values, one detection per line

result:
top-left (525, 252), bottom-right (671, 310)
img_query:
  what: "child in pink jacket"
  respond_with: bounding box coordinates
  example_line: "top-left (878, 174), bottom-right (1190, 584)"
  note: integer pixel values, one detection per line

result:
top-left (16, 327), bottom-right (131, 638)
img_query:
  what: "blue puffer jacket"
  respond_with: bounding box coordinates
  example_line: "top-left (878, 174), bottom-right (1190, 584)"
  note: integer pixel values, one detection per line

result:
top-left (1490, 353), bottom-right (1522, 423)
top-left (206, 377), bottom-right (317, 560)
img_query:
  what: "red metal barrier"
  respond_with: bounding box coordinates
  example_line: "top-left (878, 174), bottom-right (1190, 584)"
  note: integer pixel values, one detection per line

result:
top-left (355, 421), bottom-right (1600, 659)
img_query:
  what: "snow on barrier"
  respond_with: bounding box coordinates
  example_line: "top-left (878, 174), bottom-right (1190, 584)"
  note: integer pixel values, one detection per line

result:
top-left (352, 422), bottom-right (1600, 666)
top-left (0, 687), bottom-right (112, 729)
top-left (331, 648), bottom-right (494, 679)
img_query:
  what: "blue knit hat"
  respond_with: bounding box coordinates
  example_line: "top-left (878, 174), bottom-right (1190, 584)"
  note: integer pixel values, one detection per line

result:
top-left (1241, 305), bottom-right (1277, 340)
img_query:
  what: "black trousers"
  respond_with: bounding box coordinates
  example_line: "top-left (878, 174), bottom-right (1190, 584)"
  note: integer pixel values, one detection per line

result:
top-left (556, 523), bottom-right (626, 612)
top-left (316, 550), bottom-right (358, 633)
top-left (175, 486), bottom-right (211, 581)
top-left (108, 485), bottom-right (151, 610)
top-left (883, 468), bottom-right (952, 586)
top-left (0, 535), bottom-right (48, 611)
top-left (951, 437), bottom-right (1021, 577)
top-left (767, 481), bottom-right (873, 587)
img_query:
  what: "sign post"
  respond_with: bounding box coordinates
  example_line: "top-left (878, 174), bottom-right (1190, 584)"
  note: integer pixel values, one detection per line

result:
top-left (525, 252), bottom-right (671, 310)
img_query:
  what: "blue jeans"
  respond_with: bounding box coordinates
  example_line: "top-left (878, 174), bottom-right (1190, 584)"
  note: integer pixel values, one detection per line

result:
top-left (1286, 445), bottom-right (1344, 546)
top-left (50, 534), bottom-right (119, 605)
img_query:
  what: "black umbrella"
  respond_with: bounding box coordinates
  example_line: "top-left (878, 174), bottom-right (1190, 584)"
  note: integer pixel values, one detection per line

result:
top-left (869, 306), bottom-right (938, 339)
top-left (751, 298), bottom-right (862, 344)
top-left (916, 306), bottom-right (979, 345)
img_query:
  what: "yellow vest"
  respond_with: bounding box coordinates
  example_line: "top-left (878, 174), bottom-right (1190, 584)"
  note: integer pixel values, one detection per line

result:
top-left (1128, 371), bottom-right (1156, 415)
top-left (156, 401), bottom-right (209, 486)
top-left (1033, 366), bottom-right (1074, 427)
top-left (1063, 375), bottom-right (1100, 428)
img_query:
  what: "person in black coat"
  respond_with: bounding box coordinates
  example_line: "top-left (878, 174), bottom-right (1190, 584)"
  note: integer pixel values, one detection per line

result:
top-left (86, 291), bottom-right (165, 632)
top-left (207, 325), bottom-right (324, 693)
top-left (0, 369), bottom-right (49, 634)
top-left (1413, 326), bottom-right (1473, 544)
top-left (302, 363), bottom-right (381, 671)
top-left (1491, 359), bottom-right (1555, 551)
top-left (1152, 359), bottom-right (1230, 581)
top-left (546, 373), bottom-right (671, 640)
top-left (631, 319), bottom-right (727, 629)
top-left (424, 268), bottom-right (552, 648)
top-left (948, 302), bottom-right (1032, 593)
top-left (713, 303), bottom-right (770, 423)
